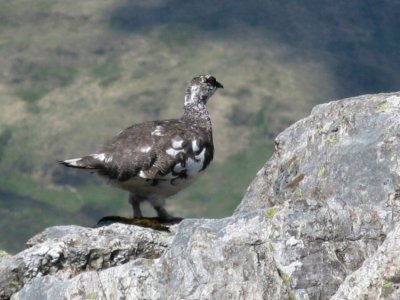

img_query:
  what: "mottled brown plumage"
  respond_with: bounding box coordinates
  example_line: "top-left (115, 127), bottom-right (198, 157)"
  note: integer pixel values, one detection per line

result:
top-left (60, 74), bottom-right (223, 221)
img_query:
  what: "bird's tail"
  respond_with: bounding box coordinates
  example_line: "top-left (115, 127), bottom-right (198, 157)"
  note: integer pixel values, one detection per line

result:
top-left (59, 156), bottom-right (99, 170)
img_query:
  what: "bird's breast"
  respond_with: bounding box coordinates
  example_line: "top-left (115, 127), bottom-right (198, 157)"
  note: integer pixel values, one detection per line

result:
top-left (173, 147), bottom-right (209, 177)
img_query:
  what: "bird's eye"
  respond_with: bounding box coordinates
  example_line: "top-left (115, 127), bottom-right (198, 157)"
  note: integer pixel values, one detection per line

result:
top-left (205, 76), bottom-right (217, 85)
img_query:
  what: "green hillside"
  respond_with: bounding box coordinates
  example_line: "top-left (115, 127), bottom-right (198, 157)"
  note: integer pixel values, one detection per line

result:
top-left (1, 0), bottom-right (400, 253)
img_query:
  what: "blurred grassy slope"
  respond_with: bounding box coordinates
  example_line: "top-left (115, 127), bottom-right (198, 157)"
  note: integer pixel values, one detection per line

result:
top-left (1, 0), bottom-right (400, 252)
top-left (0, 188), bottom-right (93, 252)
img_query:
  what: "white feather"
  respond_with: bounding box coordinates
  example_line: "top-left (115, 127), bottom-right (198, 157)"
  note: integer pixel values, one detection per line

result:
top-left (192, 140), bottom-right (200, 152)
top-left (166, 148), bottom-right (184, 157)
top-left (138, 170), bottom-right (148, 178)
top-left (172, 139), bottom-right (184, 149)
top-left (186, 148), bottom-right (206, 176)
top-left (151, 126), bottom-right (164, 136)
top-left (63, 157), bottom-right (81, 166)
top-left (91, 153), bottom-right (112, 163)
top-left (140, 146), bottom-right (152, 153)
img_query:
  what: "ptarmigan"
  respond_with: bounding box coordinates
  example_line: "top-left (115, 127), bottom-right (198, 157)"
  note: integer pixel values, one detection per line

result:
top-left (60, 74), bottom-right (223, 222)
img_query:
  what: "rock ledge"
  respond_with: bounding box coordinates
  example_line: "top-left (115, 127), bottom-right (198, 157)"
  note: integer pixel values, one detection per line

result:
top-left (2, 92), bottom-right (400, 300)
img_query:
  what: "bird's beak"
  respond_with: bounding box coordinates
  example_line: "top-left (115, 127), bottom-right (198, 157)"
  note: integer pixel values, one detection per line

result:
top-left (216, 81), bottom-right (224, 89)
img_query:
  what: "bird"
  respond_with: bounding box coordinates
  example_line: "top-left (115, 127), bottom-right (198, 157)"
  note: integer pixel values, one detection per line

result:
top-left (60, 74), bottom-right (223, 223)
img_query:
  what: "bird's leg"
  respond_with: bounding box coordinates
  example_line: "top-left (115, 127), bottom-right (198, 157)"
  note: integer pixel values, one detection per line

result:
top-left (150, 197), bottom-right (176, 222)
top-left (129, 193), bottom-right (143, 218)
top-left (97, 195), bottom-right (176, 231)
top-left (154, 206), bottom-right (170, 220)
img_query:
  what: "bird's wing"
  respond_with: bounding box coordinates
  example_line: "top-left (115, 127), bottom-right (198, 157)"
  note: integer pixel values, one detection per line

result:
top-left (91, 119), bottom-right (213, 181)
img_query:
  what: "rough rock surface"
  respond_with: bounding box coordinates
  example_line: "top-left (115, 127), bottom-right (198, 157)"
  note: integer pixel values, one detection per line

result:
top-left (2, 92), bottom-right (400, 299)
top-left (331, 221), bottom-right (400, 299)
top-left (0, 224), bottom-right (174, 299)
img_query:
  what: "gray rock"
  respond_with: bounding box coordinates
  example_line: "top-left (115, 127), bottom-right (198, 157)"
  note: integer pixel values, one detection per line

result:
top-left (3, 92), bottom-right (400, 299)
top-left (0, 224), bottom-right (174, 300)
top-left (331, 222), bottom-right (400, 300)
top-left (12, 215), bottom-right (290, 300)
top-left (235, 92), bottom-right (400, 298)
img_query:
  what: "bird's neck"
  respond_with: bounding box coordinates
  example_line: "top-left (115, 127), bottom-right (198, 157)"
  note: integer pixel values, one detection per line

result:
top-left (184, 86), bottom-right (211, 106)
top-left (182, 102), bottom-right (212, 132)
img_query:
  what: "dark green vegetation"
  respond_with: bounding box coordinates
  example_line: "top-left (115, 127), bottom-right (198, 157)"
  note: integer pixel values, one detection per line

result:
top-left (1, 0), bottom-right (400, 253)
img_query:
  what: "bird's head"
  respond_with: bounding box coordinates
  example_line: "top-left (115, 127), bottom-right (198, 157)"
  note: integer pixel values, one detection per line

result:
top-left (184, 74), bottom-right (223, 106)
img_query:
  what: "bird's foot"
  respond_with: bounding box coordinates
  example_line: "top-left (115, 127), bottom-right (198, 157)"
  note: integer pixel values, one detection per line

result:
top-left (157, 216), bottom-right (183, 225)
top-left (153, 206), bottom-right (183, 224)
top-left (96, 216), bottom-right (175, 232)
